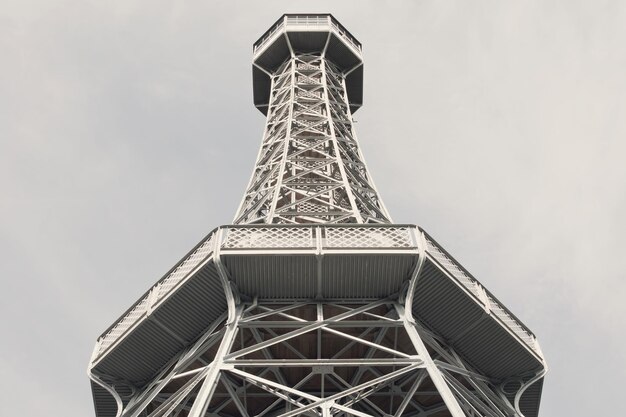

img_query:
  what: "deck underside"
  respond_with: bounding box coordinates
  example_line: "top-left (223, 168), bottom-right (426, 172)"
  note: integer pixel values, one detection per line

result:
top-left (89, 225), bottom-right (545, 417)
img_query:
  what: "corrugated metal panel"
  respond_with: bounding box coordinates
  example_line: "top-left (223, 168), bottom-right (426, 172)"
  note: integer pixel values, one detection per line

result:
top-left (412, 260), bottom-right (542, 379)
top-left (94, 318), bottom-right (184, 383)
top-left (451, 315), bottom-right (541, 379)
top-left (91, 381), bottom-right (117, 417)
top-left (93, 261), bottom-right (228, 385)
top-left (90, 224), bottom-right (544, 415)
top-left (152, 263), bottom-right (226, 343)
top-left (422, 230), bottom-right (540, 356)
top-left (91, 379), bottom-right (134, 417)
top-left (224, 254), bottom-right (317, 299)
top-left (223, 252), bottom-right (415, 300)
top-left (95, 231), bottom-right (216, 356)
top-left (325, 33), bottom-right (360, 71)
top-left (413, 260), bottom-right (485, 340)
top-left (322, 254), bottom-right (415, 298)
top-left (519, 377), bottom-right (544, 417)
top-left (287, 31), bottom-right (329, 53)
top-left (256, 32), bottom-right (290, 71)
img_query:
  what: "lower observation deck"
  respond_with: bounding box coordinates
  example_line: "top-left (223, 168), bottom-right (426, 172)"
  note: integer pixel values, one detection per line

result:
top-left (90, 224), bottom-right (545, 416)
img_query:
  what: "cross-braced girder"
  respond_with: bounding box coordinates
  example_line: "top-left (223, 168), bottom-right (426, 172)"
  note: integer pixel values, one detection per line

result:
top-left (94, 301), bottom-right (538, 417)
top-left (89, 15), bottom-right (546, 417)
top-left (235, 53), bottom-right (390, 225)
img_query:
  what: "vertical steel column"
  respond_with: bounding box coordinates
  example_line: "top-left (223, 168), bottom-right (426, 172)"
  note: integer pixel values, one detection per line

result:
top-left (187, 305), bottom-right (243, 417)
top-left (320, 55), bottom-right (363, 223)
top-left (396, 302), bottom-right (467, 417)
top-left (266, 55), bottom-right (296, 223)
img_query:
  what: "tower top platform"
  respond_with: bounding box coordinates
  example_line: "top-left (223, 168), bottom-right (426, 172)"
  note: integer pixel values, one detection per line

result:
top-left (253, 14), bottom-right (364, 114)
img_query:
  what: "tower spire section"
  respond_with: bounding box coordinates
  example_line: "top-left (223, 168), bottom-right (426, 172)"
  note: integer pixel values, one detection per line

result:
top-left (235, 16), bottom-right (390, 224)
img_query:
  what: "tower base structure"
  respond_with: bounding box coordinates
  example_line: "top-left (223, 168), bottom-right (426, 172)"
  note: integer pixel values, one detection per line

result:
top-left (89, 225), bottom-right (546, 417)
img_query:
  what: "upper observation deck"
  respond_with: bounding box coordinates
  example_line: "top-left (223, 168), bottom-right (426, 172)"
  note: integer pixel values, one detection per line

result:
top-left (253, 14), bottom-right (364, 114)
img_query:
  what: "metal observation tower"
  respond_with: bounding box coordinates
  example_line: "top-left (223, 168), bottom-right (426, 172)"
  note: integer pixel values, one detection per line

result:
top-left (89, 14), bottom-right (546, 417)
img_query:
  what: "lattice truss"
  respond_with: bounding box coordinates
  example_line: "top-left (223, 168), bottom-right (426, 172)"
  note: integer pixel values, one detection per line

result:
top-left (234, 53), bottom-right (391, 225)
top-left (95, 300), bottom-right (538, 417)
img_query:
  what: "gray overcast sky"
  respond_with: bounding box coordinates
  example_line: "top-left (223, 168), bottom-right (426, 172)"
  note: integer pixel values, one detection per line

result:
top-left (1, 1), bottom-right (624, 415)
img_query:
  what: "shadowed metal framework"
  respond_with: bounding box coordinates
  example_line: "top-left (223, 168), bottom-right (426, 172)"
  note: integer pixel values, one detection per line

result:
top-left (89, 14), bottom-right (546, 417)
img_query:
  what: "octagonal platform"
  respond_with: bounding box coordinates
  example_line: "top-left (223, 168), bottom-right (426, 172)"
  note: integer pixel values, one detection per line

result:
top-left (90, 224), bottom-right (545, 417)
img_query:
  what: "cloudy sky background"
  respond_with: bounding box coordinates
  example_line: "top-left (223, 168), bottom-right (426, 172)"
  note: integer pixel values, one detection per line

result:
top-left (1, 1), bottom-right (625, 415)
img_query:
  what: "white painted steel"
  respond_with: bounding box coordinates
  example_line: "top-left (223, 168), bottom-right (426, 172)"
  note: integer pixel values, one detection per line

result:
top-left (397, 302), bottom-right (466, 417)
top-left (187, 305), bottom-right (244, 417)
top-left (89, 14), bottom-right (546, 417)
top-left (253, 15), bottom-right (362, 55)
top-left (96, 301), bottom-right (533, 416)
top-left (234, 52), bottom-right (390, 225)
top-left (91, 225), bottom-right (544, 367)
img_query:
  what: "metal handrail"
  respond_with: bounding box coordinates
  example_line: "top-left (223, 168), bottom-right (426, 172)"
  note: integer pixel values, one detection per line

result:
top-left (96, 227), bottom-right (219, 340)
top-left (253, 16), bottom-right (285, 52)
top-left (253, 14), bottom-right (362, 54)
top-left (420, 230), bottom-right (539, 354)
top-left (328, 17), bottom-right (362, 52)
top-left (94, 224), bottom-right (540, 361)
top-left (94, 224), bottom-right (415, 358)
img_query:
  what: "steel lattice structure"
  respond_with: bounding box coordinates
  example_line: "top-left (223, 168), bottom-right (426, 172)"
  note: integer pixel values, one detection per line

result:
top-left (89, 14), bottom-right (547, 417)
top-left (235, 53), bottom-right (390, 225)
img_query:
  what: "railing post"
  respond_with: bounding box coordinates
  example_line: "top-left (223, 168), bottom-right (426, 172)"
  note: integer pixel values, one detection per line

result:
top-left (315, 226), bottom-right (322, 252)
top-left (146, 287), bottom-right (160, 315)
top-left (89, 338), bottom-right (103, 365)
top-left (478, 285), bottom-right (491, 313)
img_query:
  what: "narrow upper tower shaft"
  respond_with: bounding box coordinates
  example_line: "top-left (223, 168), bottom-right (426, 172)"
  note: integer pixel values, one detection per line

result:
top-left (234, 14), bottom-right (390, 225)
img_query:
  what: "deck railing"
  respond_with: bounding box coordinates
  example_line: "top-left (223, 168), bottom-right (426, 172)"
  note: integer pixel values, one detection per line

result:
top-left (253, 14), bottom-right (362, 54)
top-left (93, 224), bottom-right (541, 361)
top-left (423, 232), bottom-right (540, 354)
